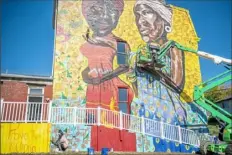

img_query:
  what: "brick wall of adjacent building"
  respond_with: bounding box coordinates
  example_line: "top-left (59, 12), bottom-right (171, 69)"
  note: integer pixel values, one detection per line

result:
top-left (44, 85), bottom-right (53, 102)
top-left (1, 81), bottom-right (53, 102)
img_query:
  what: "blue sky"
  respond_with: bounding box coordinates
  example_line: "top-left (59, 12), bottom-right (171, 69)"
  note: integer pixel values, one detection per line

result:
top-left (167, 0), bottom-right (232, 81)
top-left (1, 0), bottom-right (231, 81)
top-left (1, 0), bottom-right (54, 76)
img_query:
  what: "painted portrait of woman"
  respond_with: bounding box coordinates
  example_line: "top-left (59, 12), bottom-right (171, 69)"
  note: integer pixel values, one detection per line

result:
top-left (133, 0), bottom-right (189, 127)
top-left (133, 1), bottom-right (190, 151)
top-left (134, 0), bottom-right (184, 89)
top-left (81, 0), bottom-right (135, 109)
top-left (80, 0), bottom-right (136, 151)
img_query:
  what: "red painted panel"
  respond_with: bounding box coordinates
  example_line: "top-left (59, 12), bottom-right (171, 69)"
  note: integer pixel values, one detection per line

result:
top-left (91, 126), bottom-right (136, 151)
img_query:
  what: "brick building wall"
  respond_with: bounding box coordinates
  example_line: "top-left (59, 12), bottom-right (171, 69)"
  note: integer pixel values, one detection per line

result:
top-left (1, 79), bottom-right (53, 122)
top-left (1, 81), bottom-right (28, 102)
top-left (1, 81), bottom-right (53, 102)
top-left (44, 85), bottom-right (53, 102)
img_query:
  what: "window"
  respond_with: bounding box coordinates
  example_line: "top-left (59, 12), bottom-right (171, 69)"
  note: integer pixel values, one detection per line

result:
top-left (27, 87), bottom-right (44, 121)
top-left (117, 42), bottom-right (127, 65)
top-left (118, 88), bottom-right (128, 113)
top-left (28, 88), bottom-right (43, 102)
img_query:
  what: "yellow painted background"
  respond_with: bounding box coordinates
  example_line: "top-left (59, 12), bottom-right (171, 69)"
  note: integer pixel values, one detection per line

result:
top-left (1, 123), bottom-right (51, 153)
top-left (53, 1), bottom-right (201, 102)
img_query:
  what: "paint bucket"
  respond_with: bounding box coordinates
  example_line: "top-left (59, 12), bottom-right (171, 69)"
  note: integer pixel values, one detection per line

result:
top-left (101, 148), bottom-right (109, 155)
top-left (87, 147), bottom-right (94, 155)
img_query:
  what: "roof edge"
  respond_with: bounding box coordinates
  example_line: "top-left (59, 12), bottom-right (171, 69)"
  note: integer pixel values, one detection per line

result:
top-left (1, 73), bottom-right (53, 81)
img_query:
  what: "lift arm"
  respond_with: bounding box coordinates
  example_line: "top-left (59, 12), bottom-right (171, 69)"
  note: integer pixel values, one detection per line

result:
top-left (193, 69), bottom-right (232, 125)
top-left (137, 40), bottom-right (232, 67)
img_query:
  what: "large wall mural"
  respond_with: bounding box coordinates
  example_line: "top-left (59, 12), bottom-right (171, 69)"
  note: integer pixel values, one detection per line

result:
top-left (53, 0), bottom-right (207, 153)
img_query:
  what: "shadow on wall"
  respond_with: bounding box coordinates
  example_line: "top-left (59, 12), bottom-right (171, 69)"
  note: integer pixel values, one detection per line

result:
top-left (189, 103), bottom-right (208, 125)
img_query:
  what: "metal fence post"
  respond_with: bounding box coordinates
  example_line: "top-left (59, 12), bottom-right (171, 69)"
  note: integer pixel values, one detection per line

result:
top-left (97, 106), bottom-right (101, 126)
top-left (160, 121), bottom-right (164, 139)
top-left (1, 99), bottom-right (3, 120)
top-left (48, 100), bottom-right (52, 123)
top-left (74, 107), bottom-right (77, 125)
top-left (178, 126), bottom-right (182, 144)
top-left (1, 99), bottom-right (3, 116)
top-left (25, 102), bottom-right (28, 123)
top-left (120, 111), bottom-right (123, 130)
top-left (142, 116), bottom-right (145, 135)
top-left (40, 102), bottom-right (44, 123)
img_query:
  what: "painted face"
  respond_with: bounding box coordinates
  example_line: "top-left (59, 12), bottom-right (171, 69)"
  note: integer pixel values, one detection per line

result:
top-left (134, 4), bottom-right (164, 43)
top-left (84, 0), bottom-right (120, 37)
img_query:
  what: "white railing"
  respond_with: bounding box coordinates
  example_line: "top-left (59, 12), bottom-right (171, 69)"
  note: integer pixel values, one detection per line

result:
top-left (144, 118), bottom-right (161, 137)
top-left (163, 123), bottom-right (180, 142)
top-left (1, 101), bottom-right (51, 123)
top-left (51, 107), bottom-right (98, 125)
top-left (0, 101), bottom-right (201, 147)
top-left (181, 128), bottom-right (200, 146)
top-left (50, 106), bottom-right (200, 147)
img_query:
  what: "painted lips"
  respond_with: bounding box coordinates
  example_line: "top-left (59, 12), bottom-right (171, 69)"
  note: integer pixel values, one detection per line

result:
top-left (140, 29), bottom-right (150, 35)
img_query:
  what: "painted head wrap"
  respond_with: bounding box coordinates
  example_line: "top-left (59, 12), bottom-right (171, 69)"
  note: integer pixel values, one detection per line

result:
top-left (82, 0), bottom-right (124, 19)
top-left (134, 0), bottom-right (172, 25)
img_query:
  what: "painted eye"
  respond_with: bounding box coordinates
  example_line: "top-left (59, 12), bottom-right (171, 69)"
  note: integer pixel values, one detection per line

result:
top-left (90, 6), bottom-right (102, 14)
top-left (143, 11), bottom-right (148, 16)
top-left (143, 10), bottom-right (152, 16)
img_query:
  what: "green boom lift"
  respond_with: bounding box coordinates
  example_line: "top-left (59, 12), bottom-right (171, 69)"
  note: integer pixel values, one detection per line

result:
top-left (136, 40), bottom-right (232, 154)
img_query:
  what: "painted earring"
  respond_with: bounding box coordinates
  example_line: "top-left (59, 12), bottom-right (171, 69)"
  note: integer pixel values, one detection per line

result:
top-left (165, 26), bottom-right (172, 33)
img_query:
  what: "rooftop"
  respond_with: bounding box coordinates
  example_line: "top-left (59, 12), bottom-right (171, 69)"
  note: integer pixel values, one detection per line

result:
top-left (1, 73), bottom-right (53, 85)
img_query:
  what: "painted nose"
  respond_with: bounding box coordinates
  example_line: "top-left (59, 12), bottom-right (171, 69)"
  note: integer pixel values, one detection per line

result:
top-left (138, 17), bottom-right (146, 26)
top-left (100, 6), bottom-right (109, 19)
